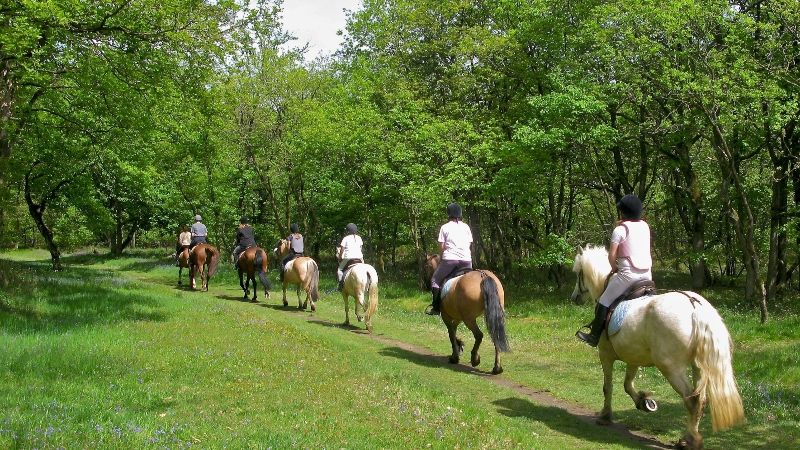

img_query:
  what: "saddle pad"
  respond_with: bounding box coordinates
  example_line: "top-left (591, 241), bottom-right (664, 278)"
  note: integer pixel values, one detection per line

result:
top-left (283, 260), bottom-right (294, 272)
top-left (441, 275), bottom-right (464, 300)
top-left (607, 295), bottom-right (651, 337)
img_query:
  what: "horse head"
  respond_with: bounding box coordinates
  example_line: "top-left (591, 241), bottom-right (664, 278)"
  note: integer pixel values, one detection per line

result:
top-left (273, 239), bottom-right (289, 258)
top-left (570, 245), bottom-right (612, 305)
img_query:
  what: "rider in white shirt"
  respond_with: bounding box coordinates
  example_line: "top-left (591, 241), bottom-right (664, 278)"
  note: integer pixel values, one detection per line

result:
top-left (337, 223), bottom-right (364, 291)
top-left (426, 203), bottom-right (473, 315)
top-left (576, 194), bottom-right (653, 347)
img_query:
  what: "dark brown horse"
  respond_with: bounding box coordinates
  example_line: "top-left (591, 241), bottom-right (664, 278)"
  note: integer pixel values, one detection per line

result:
top-left (425, 254), bottom-right (510, 374)
top-left (274, 239), bottom-right (320, 311)
top-left (236, 246), bottom-right (271, 302)
top-left (189, 243), bottom-right (220, 291)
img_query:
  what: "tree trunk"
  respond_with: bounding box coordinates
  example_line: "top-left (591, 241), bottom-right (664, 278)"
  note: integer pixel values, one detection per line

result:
top-left (707, 110), bottom-right (768, 322)
top-left (24, 170), bottom-right (62, 271)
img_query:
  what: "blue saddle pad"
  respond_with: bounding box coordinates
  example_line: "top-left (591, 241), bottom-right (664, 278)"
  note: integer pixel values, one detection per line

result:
top-left (441, 275), bottom-right (464, 300)
top-left (608, 295), bottom-right (653, 336)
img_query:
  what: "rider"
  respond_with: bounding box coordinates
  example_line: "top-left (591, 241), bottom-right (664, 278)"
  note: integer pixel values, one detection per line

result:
top-left (426, 203), bottom-right (473, 315)
top-left (280, 223), bottom-right (304, 282)
top-left (175, 225), bottom-right (191, 266)
top-left (576, 193), bottom-right (652, 347)
top-left (190, 214), bottom-right (208, 250)
top-left (336, 223), bottom-right (364, 291)
top-left (231, 216), bottom-right (256, 268)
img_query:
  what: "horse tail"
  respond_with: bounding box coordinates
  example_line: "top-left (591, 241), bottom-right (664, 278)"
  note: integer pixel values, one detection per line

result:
top-left (255, 249), bottom-right (271, 291)
top-left (692, 298), bottom-right (744, 431)
top-left (481, 275), bottom-right (510, 352)
top-left (206, 247), bottom-right (220, 278)
top-left (306, 259), bottom-right (320, 302)
top-left (365, 267), bottom-right (379, 322)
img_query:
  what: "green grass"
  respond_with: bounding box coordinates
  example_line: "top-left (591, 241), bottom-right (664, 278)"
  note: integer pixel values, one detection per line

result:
top-left (1, 248), bottom-right (798, 449)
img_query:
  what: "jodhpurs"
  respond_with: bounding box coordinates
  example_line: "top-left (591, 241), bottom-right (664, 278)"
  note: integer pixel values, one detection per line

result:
top-left (597, 268), bottom-right (652, 307)
top-left (430, 259), bottom-right (472, 290)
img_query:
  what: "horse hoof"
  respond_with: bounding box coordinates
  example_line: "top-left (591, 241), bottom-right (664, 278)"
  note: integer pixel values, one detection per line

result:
top-left (471, 355), bottom-right (481, 367)
top-left (448, 356), bottom-right (459, 364)
top-left (283, 301), bottom-right (288, 307)
top-left (643, 398), bottom-right (658, 412)
top-left (357, 315), bottom-right (364, 322)
top-left (491, 366), bottom-right (503, 375)
top-left (596, 416), bottom-right (612, 426)
top-left (367, 325), bottom-right (373, 334)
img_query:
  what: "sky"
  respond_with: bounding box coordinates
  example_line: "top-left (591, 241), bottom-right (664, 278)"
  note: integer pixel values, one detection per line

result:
top-left (280, 0), bottom-right (362, 59)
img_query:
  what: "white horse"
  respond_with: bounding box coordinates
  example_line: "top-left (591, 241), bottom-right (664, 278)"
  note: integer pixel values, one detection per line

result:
top-left (571, 245), bottom-right (744, 449)
top-left (340, 263), bottom-right (379, 333)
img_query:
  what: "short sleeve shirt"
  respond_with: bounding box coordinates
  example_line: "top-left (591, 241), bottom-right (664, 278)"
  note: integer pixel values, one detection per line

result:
top-left (438, 220), bottom-right (473, 261)
top-left (339, 235), bottom-right (363, 259)
top-left (191, 222), bottom-right (208, 237)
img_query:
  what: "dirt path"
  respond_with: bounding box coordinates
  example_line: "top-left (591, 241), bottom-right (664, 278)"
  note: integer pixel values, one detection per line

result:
top-left (304, 316), bottom-right (673, 449)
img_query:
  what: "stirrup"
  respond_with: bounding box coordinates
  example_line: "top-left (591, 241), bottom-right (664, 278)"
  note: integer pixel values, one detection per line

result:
top-left (575, 330), bottom-right (599, 347)
top-left (424, 305), bottom-right (440, 316)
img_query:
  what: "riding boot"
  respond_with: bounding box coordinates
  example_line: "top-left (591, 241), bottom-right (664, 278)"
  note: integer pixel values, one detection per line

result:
top-left (425, 288), bottom-right (441, 315)
top-left (575, 304), bottom-right (610, 347)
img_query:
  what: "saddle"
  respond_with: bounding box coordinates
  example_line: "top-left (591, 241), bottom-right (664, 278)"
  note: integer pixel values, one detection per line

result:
top-left (605, 279), bottom-right (657, 322)
top-left (341, 258), bottom-right (363, 279)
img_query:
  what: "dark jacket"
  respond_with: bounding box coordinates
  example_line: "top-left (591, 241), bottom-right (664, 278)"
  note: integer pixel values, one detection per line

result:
top-left (236, 225), bottom-right (256, 248)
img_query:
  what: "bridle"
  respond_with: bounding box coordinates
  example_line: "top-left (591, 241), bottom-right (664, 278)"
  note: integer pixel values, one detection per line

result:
top-left (576, 269), bottom-right (590, 296)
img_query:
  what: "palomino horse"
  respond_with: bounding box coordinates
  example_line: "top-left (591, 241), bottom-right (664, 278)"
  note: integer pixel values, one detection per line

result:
top-left (425, 254), bottom-right (510, 374)
top-left (236, 246), bottom-right (271, 302)
top-left (340, 262), bottom-right (379, 333)
top-left (177, 248), bottom-right (190, 286)
top-left (274, 239), bottom-right (320, 311)
top-left (571, 245), bottom-right (744, 449)
top-left (189, 243), bottom-right (220, 291)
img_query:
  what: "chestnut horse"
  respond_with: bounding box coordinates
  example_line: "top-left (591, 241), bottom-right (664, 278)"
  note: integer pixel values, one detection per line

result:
top-left (425, 254), bottom-right (510, 374)
top-left (189, 243), bottom-right (220, 291)
top-left (571, 245), bottom-right (744, 449)
top-left (274, 239), bottom-right (320, 311)
top-left (340, 263), bottom-right (379, 333)
top-left (236, 246), bottom-right (271, 302)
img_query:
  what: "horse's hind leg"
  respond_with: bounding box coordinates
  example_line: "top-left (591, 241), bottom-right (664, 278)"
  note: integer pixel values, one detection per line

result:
top-left (624, 365), bottom-right (657, 413)
top-left (661, 366), bottom-right (703, 449)
top-left (178, 267), bottom-right (182, 286)
top-left (446, 321), bottom-right (461, 364)
top-left (281, 282), bottom-right (288, 307)
top-left (250, 275), bottom-right (257, 302)
top-left (239, 270), bottom-right (247, 299)
top-left (342, 293), bottom-right (350, 325)
top-left (463, 317), bottom-right (483, 368)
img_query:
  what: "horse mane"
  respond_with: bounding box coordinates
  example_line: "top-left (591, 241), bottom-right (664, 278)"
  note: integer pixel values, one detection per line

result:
top-left (574, 245), bottom-right (612, 298)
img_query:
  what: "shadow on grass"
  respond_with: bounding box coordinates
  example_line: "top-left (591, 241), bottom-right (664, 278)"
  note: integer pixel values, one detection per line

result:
top-left (493, 396), bottom-right (666, 449)
top-left (0, 258), bottom-right (167, 334)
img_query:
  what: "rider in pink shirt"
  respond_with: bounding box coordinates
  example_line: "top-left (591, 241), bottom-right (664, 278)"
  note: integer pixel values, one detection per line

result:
top-left (576, 194), bottom-right (653, 347)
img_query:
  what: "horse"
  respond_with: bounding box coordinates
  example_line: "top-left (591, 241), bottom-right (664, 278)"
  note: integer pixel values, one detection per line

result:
top-left (425, 254), bottom-right (510, 374)
top-left (189, 243), bottom-right (220, 291)
top-left (236, 246), bottom-right (271, 302)
top-left (571, 245), bottom-right (744, 449)
top-left (274, 239), bottom-right (320, 311)
top-left (340, 262), bottom-right (379, 333)
top-left (177, 247), bottom-right (191, 286)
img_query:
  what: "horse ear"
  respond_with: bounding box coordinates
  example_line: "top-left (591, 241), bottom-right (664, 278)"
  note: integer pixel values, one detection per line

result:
top-left (576, 245), bottom-right (583, 255)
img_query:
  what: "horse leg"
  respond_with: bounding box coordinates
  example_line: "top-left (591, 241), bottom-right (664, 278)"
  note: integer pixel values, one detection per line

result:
top-left (623, 365), bottom-right (657, 413)
top-left (296, 286), bottom-right (304, 310)
top-left (661, 365), bottom-right (703, 449)
top-left (342, 292), bottom-right (350, 325)
top-left (250, 275), bottom-right (257, 302)
top-left (446, 320), bottom-right (460, 364)
top-left (239, 270), bottom-right (247, 299)
top-left (463, 317), bottom-right (483, 369)
top-left (281, 282), bottom-right (288, 307)
top-left (597, 350), bottom-right (616, 425)
top-left (178, 267), bottom-right (182, 286)
top-left (355, 289), bottom-right (364, 322)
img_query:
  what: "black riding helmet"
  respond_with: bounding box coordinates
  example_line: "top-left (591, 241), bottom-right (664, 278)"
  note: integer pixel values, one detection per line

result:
top-left (617, 194), bottom-right (643, 220)
top-left (290, 223), bottom-right (300, 233)
top-left (240, 216), bottom-right (249, 224)
top-left (447, 202), bottom-right (462, 220)
top-left (345, 223), bottom-right (358, 234)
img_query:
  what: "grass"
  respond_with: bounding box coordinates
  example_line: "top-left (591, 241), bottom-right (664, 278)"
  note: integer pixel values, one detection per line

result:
top-left (1, 248), bottom-right (798, 449)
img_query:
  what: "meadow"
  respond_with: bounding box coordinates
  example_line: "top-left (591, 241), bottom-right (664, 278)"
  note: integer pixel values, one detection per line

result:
top-left (0, 249), bottom-right (798, 449)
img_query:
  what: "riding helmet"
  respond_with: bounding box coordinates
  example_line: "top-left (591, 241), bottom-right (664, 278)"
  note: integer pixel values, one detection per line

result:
top-left (240, 216), bottom-right (249, 224)
top-left (194, 214), bottom-right (202, 222)
top-left (446, 202), bottom-right (462, 219)
top-left (345, 223), bottom-right (358, 234)
top-left (290, 223), bottom-right (300, 233)
top-left (617, 194), bottom-right (643, 220)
